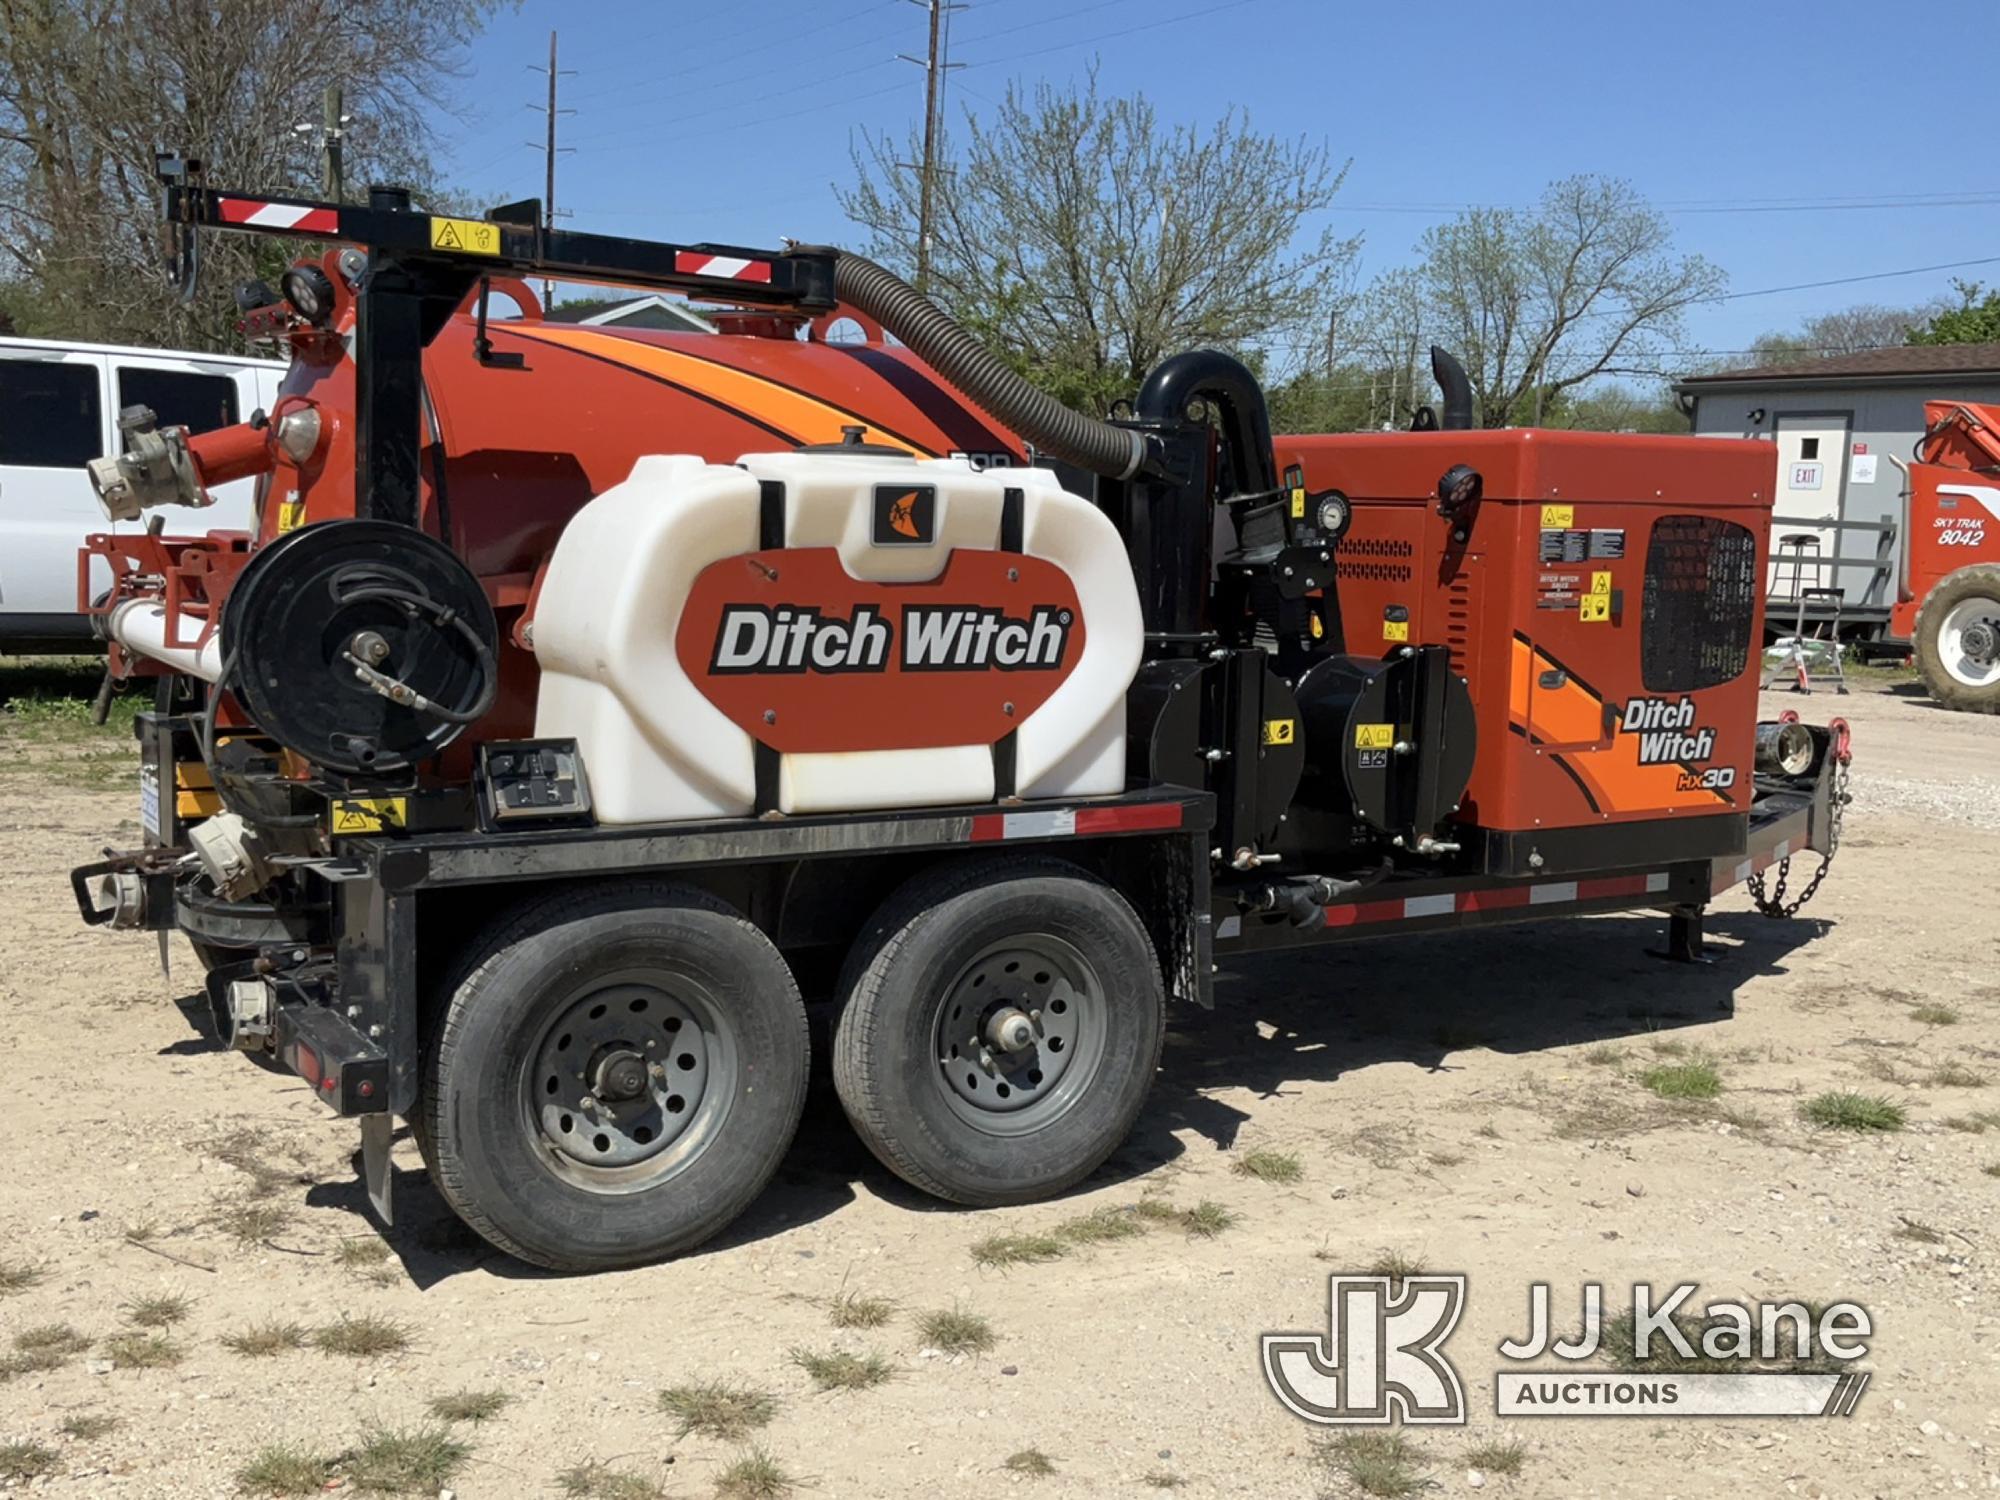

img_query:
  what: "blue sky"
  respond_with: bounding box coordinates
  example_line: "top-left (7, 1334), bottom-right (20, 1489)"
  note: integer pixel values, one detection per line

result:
top-left (439, 0), bottom-right (2000, 371)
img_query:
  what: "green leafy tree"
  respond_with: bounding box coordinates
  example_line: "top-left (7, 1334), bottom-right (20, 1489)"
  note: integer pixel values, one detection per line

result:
top-left (0, 0), bottom-right (508, 350)
top-left (1909, 280), bottom-right (2000, 345)
top-left (841, 70), bottom-right (1358, 416)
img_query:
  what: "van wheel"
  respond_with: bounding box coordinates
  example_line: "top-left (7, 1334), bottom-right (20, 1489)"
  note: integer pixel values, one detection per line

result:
top-left (421, 883), bottom-right (809, 1271)
top-left (1915, 564), bottom-right (2000, 712)
top-left (832, 860), bottom-right (1164, 1206)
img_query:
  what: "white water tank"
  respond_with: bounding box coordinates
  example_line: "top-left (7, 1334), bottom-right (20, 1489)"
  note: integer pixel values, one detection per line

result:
top-left (531, 450), bottom-right (1143, 824)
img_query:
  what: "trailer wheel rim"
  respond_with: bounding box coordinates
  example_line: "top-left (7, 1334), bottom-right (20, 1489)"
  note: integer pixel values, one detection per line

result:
top-left (1937, 594), bottom-right (2000, 687)
top-left (522, 971), bottom-right (732, 1192)
top-left (932, 935), bottom-right (1106, 1135)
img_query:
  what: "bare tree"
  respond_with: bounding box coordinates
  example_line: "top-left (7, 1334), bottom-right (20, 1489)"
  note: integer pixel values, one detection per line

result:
top-left (1748, 300), bottom-right (1943, 366)
top-left (1360, 176), bottom-right (1724, 428)
top-left (840, 71), bottom-right (1359, 416)
top-left (0, 0), bottom-right (505, 350)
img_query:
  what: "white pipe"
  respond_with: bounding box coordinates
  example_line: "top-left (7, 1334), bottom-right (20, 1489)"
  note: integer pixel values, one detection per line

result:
top-left (108, 598), bottom-right (224, 682)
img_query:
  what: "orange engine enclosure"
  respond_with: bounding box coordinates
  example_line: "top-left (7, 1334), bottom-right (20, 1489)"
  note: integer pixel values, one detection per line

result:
top-left (1283, 430), bottom-right (1777, 837)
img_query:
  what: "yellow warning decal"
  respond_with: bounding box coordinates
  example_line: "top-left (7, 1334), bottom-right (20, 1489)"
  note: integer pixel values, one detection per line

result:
top-left (1590, 570), bottom-right (1613, 596)
top-left (1579, 593), bottom-right (1611, 623)
top-left (1354, 723), bottom-right (1395, 750)
top-left (1261, 718), bottom-right (1296, 746)
top-left (429, 216), bottom-right (501, 256)
top-left (330, 797), bottom-right (408, 834)
top-left (276, 496), bottom-right (306, 533)
top-left (1289, 487), bottom-right (1307, 519)
top-left (1542, 504), bottom-right (1574, 528)
top-left (1382, 619), bottom-right (1410, 642)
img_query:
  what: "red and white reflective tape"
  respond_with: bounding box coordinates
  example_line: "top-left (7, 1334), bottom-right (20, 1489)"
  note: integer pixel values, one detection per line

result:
top-left (1318, 870), bottom-right (1672, 931)
top-left (969, 803), bottom-right (1183, 843)
top-left (217, 197), bottom-right (340, 235)
top-left (1712, 839), bottom-right (1793, 895)
top-left (674, 251), bottom-right (773, 283)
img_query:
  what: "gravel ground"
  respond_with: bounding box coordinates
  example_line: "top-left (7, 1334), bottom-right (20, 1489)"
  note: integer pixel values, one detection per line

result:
top-left (0, 674), bottom-right (1996, 1499)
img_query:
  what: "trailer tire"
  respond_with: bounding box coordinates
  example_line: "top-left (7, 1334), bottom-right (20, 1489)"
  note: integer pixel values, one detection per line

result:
top-left (420, 883), bottom-right (809, 1271)
top-left (1914, 564), bottom-right (2000, 713)
top-left (832, 859), bottom-right (1163, 1207)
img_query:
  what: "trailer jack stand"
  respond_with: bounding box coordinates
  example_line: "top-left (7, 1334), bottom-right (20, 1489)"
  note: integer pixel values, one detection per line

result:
top-left (360, 1115), bottom-right (395, 1228)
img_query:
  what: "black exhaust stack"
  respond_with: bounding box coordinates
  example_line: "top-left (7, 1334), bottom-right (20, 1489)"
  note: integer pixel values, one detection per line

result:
top-left (1431, 346), bottom-right (1473, 431)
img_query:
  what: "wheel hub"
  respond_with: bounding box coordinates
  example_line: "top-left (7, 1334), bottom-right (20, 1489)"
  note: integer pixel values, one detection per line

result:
top-left (532, 984), bottom-right (713, 1170)
top-left (935, 941), bottom-right (1099, 1121)
top-left (1963, 618), bottom-right (1998, 667)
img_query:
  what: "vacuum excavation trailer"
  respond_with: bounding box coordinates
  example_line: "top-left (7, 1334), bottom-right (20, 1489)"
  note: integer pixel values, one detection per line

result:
top-left (71, 161), bottom-right (1851, 1270)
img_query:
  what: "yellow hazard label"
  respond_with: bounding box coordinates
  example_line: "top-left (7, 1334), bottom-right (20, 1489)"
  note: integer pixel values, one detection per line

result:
top-left (1261, 718), bottom-right (1296, 746)
top-left (1289, 487), bottom-right (1307, 519)
top-left (1590, 570), bottom-right (1612, 595)
top-left (1579, 593), bottom-right (1611, 623)
top-left (329, 797), bottom-right (408, 834)
top-left (1542, 504), bottom-right (1574, 528)
top-left (276, 496), bottom-right (305, 533)
top-left (1382, 619), bottom-right (1410, 642)
top-left (429, 216), bottom-right (501, 256)
top-left (1355, 723), bottom-right (1395, 750)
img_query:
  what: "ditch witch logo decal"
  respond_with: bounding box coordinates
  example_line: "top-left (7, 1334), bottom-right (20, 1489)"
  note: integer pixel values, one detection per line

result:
top-left (675, 546), bottom-right (1087, 754)
top-left (873, 483), bottom-right (936, 546)
top-left (1263, 1278), bottom-right (1872, 1423)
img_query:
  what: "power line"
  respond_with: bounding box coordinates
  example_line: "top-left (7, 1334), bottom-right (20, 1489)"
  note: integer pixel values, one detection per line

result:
top-left (566, 2), bottom-right (906, 110)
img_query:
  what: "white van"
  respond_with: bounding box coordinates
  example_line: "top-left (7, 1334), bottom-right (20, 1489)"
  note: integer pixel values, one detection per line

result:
top-left (0, 335), bottom-right (283, 651)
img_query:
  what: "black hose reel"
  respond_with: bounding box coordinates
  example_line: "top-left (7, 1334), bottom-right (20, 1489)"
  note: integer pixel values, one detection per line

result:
top-left (220, 520), bottom-right (498, 777)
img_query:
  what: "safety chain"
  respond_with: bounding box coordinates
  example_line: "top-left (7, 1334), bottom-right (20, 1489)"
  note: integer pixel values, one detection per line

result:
top-left (1749, 758), bottom-right (1850, 918)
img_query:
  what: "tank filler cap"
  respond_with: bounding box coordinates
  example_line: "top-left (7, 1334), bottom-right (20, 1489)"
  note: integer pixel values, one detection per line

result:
top-left (794, 423), bottom-right (913, 458)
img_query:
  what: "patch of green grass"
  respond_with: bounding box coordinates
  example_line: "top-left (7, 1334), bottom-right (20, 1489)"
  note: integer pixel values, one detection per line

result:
top-left (790, 1346), bottom-right (893, 1392)
top-left (1141, 1470), bottom-right (1186, 1489)
top-left (0, 1260), bottom-right (44, 1296)
top-left (555, 1460), bottom-right (666, 1500)
top-left (1053, 1205), bottom-right (1149, 1245)
top-left (214, 1197), bottom-right (292, 1245)
top-left (1649, 1037), bottom-right (1691, 1058)
top-left (1179, 1200), bottom-right (1239, 1239)
top-left (827, 1291), bottom-right (895, 1330)
top-left (1002, 1447), bottom-right (1057, 1476)
top-left (427, 1388), bottom-right (512, 1424)
top-left (207, 1130), bottom-right (315, 1199)
top-left (1638, 1060), bottom-right (1721, 1101)
top-left (311, 1314), bottom-right (411, 1359)
top-left (1133, 1196), bottom-right (1180, 1224)
top-left (970, 1232), bottom-right (1068, 1268)
top-left (235, 1442), bottom-right (334, 1496)
top-left (1231, 1148), bottom-right (1303, 1184)
top-left (1368, 1247), bottom-right (1425, 1291)
top-left (1799, 1092), bottom-right (1905, 1132)
top-left (715, 1447), bottom-right (793, 1499)
top-left (1313, 1431), bottom-right (1424, 1498)
top-left (1465, 1438), bottom-right (1527, 1476)
top-left (1910, 1004), bottom-right (1960, 1026)
top-left (0, 1441), bottom-right (58, 1481)
top-left (1428, 1150), bottom-right (1466, 1168)
top-left (658, 1380), bottom-right (778, 1441)
top-left (103, 1331), bottom-right (182, 1369)
top-left (916, 1306), bottom-right (994, 1356)
top-left (1942, 1111), bottom-right (2000, 1134)
top-left (57, 1412), bottom-right (120, 1441)
top-left (125, 1291), bottom-right (192, 1328)
top-left (1928, 1062), bottom-right (1987, 1089)
top-left (1894, 1218), bottom-right (1945, 1245)
top-left (222, 1320), bottom-right (309, 1357)
top-left (344, 1424), bottom-right (469, 1496)
top-left (1583, 1045), bottom-right (1624, 1067)
top-left (15, 1322), bottom-right (91, 1356)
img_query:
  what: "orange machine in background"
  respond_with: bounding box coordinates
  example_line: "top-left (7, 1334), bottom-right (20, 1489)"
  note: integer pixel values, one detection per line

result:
top-left (1894, 401), bottom-right (2000, 712)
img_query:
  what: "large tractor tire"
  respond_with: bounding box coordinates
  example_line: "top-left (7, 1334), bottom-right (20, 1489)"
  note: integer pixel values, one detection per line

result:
top-left (1913, 564), bottom-right (2000, 713)
top-left (832, 858), bottom-right (1164, 1207)
top-left (419, 883), bottom-right (809, 1271)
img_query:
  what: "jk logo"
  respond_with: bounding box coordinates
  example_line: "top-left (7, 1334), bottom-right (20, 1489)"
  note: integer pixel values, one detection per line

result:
top-left (1262, 1275), bottom-right (1468, 1425)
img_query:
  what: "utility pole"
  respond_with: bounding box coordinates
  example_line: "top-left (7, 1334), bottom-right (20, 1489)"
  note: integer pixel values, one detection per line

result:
top-left (321, 83), bottom-right (345, 200)
top-left (898, 0), bottom-right (963, 295)
top-left (527, 31), bottom-right (576, 304)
